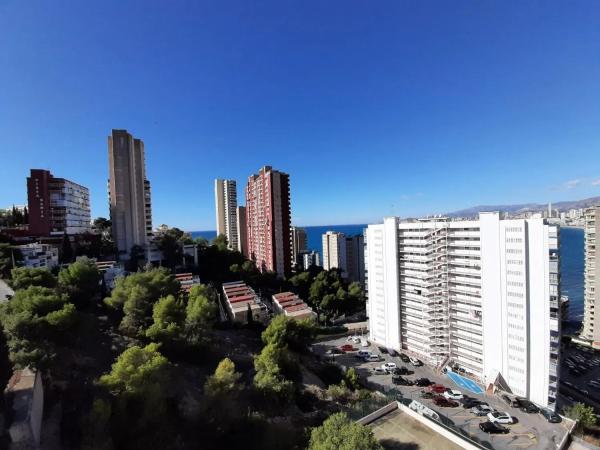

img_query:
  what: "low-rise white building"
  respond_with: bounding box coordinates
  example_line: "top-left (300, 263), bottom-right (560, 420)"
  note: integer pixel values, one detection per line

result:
top-left (222, 281), bottom-right (267, 323)
top-left (272, 291), bottom-right (317, 321)
top-left (18, 243), bottom-right (59, 269)
top-left (95, 260), bottom-right (126, 291)
top-left (365, 212), bottom-right (560, 409)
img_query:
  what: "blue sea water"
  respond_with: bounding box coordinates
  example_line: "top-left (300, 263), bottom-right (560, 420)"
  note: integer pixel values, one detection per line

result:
top-left (191, 225), bottom-right (585, 329)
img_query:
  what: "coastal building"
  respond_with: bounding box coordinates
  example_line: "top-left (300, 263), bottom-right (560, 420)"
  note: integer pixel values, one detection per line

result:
top-left (365, 213), bottom-right (560, 409)
top-left (108, 129), bottom-right (153, 258)
top-left (291, 226), bottom-right (307, 267)
top-left (322, 231), bottom-right (364, 283)
top-left (245, 166), bottom-right (292, 277)
top-left (214, 179), bottom-right (239, 251)
top-left (581, 206), bottom-right (600, 347)
top-left (236, 205), bottom-right (247, 256)
top-left (301, 250), bottom-right (320, 270)
top-left (272, 292), bottom-right (317, 321)
top-left (17, 243), bottom-right (59, 269)
top-left (222, 281), bottom-right (267, 323)
top-left (27, 169), bottom-right (91, 236)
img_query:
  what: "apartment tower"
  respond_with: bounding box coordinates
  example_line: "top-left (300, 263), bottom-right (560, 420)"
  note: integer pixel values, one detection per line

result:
top-left (108, 129), bottom-right (153, 257)
top-left (365, 213), bottom-right (560, 409)
top-left (322, 231), bottom-right (364, 284)
top-left (236, 205), bottom-right (247, 257)
top-left (245, 166), bottom-right (292, 277)
top-left (27, 169), bottom-right (91, 236)
top-left (214, 179), bottom-right (239, 251)
top-left (582, 206), bottom-right (600, 347)
top-left (291, 226), bottom-right (307, 267)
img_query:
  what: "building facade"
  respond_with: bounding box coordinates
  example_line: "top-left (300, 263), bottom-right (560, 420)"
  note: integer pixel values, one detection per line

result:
top-left (236, 205), bottom-right (247, 257)
top-left (17, 243), bottom-right (59, 269)
top-left (108, 129), bottom-right (153, 257)
top-left (301, 250), bottom-right (320, 270)
top-left (245, 166), bottom-right (292, 277)
top-left (365, 213), bottom-right (560, 409)
top-left (322, 231), bottom-right (364, 283)
top-left (582, 206), bottom-right (600, 347)
top-left (27, 169), bottom-right (91, 236)
top-left (291, 226), bottom-right (307, 267)
top-left (214, 179), bottom-right (239, 251)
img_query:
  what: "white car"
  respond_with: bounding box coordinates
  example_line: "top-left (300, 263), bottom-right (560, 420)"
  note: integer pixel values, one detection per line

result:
top-left (371, 367), bottom-right (387, 375)
top-left (364, 354), bottom-right (382, 362)
top-left (443, 389), bottom-right (463, 400)
top-left (382, 362), bottom-right (397, 372)
top-left (360, 339), bottom-right (370, 347)
top-left (487, 411), bottom-right (515, 424)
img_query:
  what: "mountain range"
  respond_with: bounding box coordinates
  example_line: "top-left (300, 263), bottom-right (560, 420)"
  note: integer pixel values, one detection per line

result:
top-left (447, 196), bottom-right (600, 218)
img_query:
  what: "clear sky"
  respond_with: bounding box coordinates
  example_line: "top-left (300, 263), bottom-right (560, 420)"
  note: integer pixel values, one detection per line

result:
top-left (1, 1), bottom-right (599, 230)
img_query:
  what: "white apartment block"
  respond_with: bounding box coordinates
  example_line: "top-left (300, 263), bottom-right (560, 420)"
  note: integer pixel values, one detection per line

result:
top-left (18, 243), bottom-right (59, 270)
top-left (322, 231), bottom-right (347, 275)
top-left (581, 206), bottom-right (599, 347)
top-left (365, 213), bottom-right (560, 409)
top-left (214, 179), bottom-right (239, 251)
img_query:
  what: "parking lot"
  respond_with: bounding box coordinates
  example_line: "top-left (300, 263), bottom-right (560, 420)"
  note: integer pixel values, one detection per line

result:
top-left (559, 343), bottom-right (600, 411)
top-left (314, 336), bottom-right (572, 450)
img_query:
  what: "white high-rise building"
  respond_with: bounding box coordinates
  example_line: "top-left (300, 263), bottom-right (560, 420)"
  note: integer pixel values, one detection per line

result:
top-left (214, 179), bottom-right (239, 251)
top-left (322, 231), bottom-right (347, 275)
top-left (581, 206), bottom-right (599, 346)
top-left (365, 212), bottom-right (560, 409)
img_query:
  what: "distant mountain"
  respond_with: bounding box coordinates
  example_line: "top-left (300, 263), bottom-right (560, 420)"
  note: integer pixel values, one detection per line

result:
top-left (447, 196), bottom-right (600, 218)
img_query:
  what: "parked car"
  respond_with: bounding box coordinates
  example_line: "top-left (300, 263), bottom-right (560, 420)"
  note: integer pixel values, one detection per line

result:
top-left (356, 350), bottom-right (371, 359)
top-left (409, 356), bottom-right (423, 367)
top-left (392, 375), bottom-right (414, 386)
top-left (393, 366), bottom-right (414, 375)
top-left (540, 408), bottom-right (562, 423)
top-left (326, 348), bottom-right (343, 356)
top-left (388, 349), bottom-right (399, 357)
top-left (339, 344), bottom-right (357, 352)
top-left (365, 354), bottom-right (383, 362)
top-left (378, 346), bottom-right (389, 354)
top-left (371, 367), bottom-right (387, 375)
top-left (479, 421), bottom-right (509, 434)
top-left (428, 384), bottom-right (446, 393)
top-left (501, 394), bottom-right (520, 408)
top-left (420, 391), bottom-right (434, 399)
top-left (487, 411), bottom-right (516, 424)
top-left (443, 389), bottom-right (464, 400)
top-left (399, 353), bottom-right (411, 363)
top-left (433, 396), bottom-right (459, 408)
top-left (471, 404), bottom-right (494, 416)
top-left (415, 378), bottom-right (432, 387)
top-left (516, 398), bottom-right (539, 414)
top-left (461, 398), bottom-right (481, 409)
top-left (382, 362), bottom-right (397, 372)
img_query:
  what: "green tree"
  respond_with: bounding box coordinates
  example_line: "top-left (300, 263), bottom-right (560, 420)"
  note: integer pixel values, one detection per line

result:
top-left (212, 234), bottom-right (228, 251)
top-left (0, 286), bottom-right (77, 367)
top-left (81, 398), bottom-right (115, 450)
top-left (58, 257), bottom-right (101, 306)
top-left (10, 267), bottom-right (57, 290)
top-left (0, 243), bottom-right (22, 278)
top-left (564, 402), bottom-right (597, 431)
top-left (344, 367), bottom-right (360, 390)
top-left (119, 285), bottom-right (153, 337)
top-left (253, 342), bottom-right (294, 399)
top-left (127, 245), bottom-right (145, 271)
top-left (145, 295), bottom-right (185, 343)
top-left (105, 268), bottom-right (180, 311)
top-left (154, 226), bottom-right (189, 268)
top-left (261, 314), bottom-right (316, 351)
top-left (308, 412), bottom-right (383, 450)
top-left (288, 271), bottom-right (313, 300)
top-left (204, 357), bottom-right (243, 398)
top-left (184, 284), bottom-right (217, 345)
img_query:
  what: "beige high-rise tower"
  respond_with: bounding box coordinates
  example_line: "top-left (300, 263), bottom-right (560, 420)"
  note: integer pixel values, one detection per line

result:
top-left (582, 206), bottom-right (600, 347)
top-left (214, 179), bottom-right (239, 251)
top-left (108, 129), bottom-right (153, 257)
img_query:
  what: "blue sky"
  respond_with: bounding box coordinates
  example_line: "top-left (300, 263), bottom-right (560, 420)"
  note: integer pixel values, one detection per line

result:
top-left (1, 1), bottom-right (599, 230)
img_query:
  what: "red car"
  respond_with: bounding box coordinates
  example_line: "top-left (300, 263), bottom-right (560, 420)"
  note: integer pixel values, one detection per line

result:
top-left (428, 384), bottom-right (446, 393)
top-left (339, 344), bottom-right (357, 352)
top-left (433, 396), bottom-right (459, 407)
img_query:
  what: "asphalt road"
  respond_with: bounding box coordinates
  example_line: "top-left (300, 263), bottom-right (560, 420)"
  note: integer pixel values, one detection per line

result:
top-left (313, 336), bottom-right (572, 450)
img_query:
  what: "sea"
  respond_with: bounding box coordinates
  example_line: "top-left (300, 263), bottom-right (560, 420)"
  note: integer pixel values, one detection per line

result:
top-left (191, 225), bottom-right (585, 332)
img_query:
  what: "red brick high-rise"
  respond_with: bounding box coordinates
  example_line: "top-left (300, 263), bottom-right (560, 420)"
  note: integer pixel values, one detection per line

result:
top-left (245, 166), bottom-right (292, 278)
